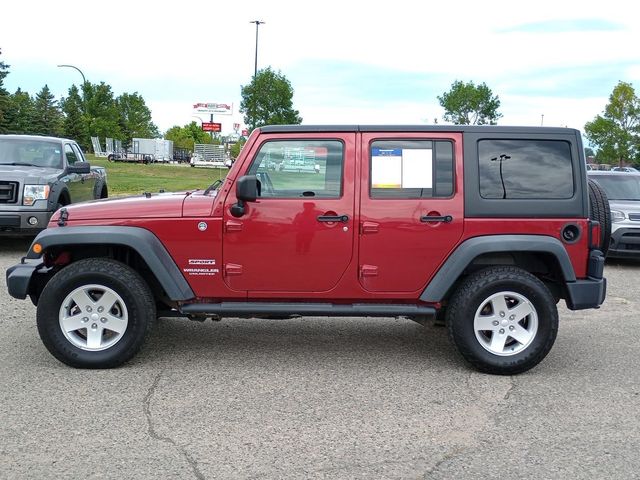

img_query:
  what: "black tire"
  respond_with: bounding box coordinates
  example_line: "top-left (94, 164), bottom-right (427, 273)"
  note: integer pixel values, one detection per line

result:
top-left (107, 154), bottom-right (114, 162)
top-left (36, 258), bottom-right (155, 368)
top-left (588, 179), bottom-right (611, 256)
top-left (446, 266), bottom-right (558, 375)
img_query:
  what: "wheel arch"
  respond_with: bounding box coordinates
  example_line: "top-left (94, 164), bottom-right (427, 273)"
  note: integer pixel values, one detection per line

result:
top-left (27, 226), bottom-right (194, 303)
top-left (421, 235), bottom-right (576, 304)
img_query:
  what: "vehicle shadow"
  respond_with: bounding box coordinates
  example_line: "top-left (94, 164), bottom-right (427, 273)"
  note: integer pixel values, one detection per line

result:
top-left (138, 316), bottom-right (463, 370)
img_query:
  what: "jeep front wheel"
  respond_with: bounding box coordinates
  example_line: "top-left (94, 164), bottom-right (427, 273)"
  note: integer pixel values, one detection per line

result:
top-left (446, 266), bottom-right (558, 375)
top-left (36, 258), bottom-right (155, 368)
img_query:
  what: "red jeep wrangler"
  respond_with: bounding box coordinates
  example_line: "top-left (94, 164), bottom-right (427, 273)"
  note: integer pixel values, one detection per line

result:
top-left (6, 126), bottom-right (608, 374)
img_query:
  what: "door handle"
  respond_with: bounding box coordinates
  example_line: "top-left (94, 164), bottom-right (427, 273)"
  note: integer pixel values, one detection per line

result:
top-left (420, 215), bottom-right (453, 223)
top-left (317, 214), bottom-right (349, 223)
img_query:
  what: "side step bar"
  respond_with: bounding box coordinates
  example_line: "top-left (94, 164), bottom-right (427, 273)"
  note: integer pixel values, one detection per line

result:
top-left (179, 302), bottom-right (436, 318)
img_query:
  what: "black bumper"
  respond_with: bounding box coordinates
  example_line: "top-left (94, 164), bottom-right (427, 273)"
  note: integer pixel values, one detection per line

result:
top-left (607, 227), bottom-right (640, 258)
top-left (6, 258), bottom-right (44, 300)
top-left (565, 249), bottom-right (606, 310)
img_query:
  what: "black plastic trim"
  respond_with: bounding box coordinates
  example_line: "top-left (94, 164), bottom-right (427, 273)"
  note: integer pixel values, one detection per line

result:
top-left (25, 226), bottom-right (195, 301)
top-left (565, 278), bottom-right (606, 310)
top-left (420, 235), bottom-right (577, 303)
top-left (259, 125), bottom-right (575, 134)
top-left (180, 302), bottom-right (436, 318)
top-left (6, 259), bottom-right (44, 299)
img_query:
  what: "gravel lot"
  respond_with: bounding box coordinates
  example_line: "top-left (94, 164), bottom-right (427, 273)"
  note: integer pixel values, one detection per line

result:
top-left (1, 238), bottom-right (639, 479)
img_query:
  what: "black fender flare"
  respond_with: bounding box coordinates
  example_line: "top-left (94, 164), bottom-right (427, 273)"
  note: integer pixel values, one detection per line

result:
top-left (47, 181), bottom-right (70, 210)
top-left (27, 226), bottom-right (195, 301)
top-left (420, 235), bottom-right (577, 303)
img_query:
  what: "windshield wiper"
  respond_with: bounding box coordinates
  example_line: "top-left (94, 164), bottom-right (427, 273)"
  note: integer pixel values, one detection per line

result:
top-left (203, 179), bottom-right (223, 195)
top-left (0, 162), bottom-right (37, 166)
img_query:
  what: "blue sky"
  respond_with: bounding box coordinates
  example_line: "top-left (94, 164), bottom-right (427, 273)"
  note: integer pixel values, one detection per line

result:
top-left (2, 0), bottom-right (639, 134)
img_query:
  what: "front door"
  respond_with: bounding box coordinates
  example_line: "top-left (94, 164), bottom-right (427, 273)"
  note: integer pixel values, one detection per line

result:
top-left (223, 134), bottom-right (356, 293)
top-left (358, 132), bottom-right (464, 293)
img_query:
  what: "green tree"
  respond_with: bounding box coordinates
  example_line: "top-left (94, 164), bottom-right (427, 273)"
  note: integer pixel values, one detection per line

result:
top-left (438, 80), bottom-right (502, 125)
top-left (229, 137), bottom-right (247, 159)
top-left (83, 82), bottom-right (122, 142)
top-left (116, 92), bottom-right (159, 146)
top-left (5, 88), bottom-right (34, 134)
top-left (0, 48), bottom-right (10, 133)
top-left (60, 85), bottom-right (88, 147)
top-left (584, 147), bottom-right (595, 158)
top-left (240, 67), bottom-right (302, 130)
top-left (164, 121), bottom-right (213, 150)
top-left (31, 85), bottom-right (64, 136)
top-left (584, 81), bottom-right (640, 166)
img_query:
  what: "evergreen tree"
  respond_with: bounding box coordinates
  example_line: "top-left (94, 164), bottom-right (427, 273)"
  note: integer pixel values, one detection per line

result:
top-left (61, 85), bottom-right (88, 147)
top-left (5, 88), bottom-right (34, 134)
top-left (0, 48), bottom-right (10, 133)
top-left (32, 85), bottom-right (64, 136)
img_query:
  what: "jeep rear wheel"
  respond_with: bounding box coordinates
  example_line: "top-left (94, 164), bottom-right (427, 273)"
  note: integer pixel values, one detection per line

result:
top-left (36, 258), bottom-right (155, 368)
top-left (446, 266), bottom-right (558, 375)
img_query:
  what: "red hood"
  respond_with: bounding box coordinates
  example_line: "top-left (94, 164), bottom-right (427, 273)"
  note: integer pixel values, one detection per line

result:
top-left (51, 191), bottom-right (190, 222)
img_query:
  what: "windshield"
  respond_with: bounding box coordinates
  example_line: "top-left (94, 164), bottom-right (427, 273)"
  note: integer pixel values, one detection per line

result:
top-left (0, 138), bottom-right (63, 168)
top-left (591, 175), bottom-right (640, 200)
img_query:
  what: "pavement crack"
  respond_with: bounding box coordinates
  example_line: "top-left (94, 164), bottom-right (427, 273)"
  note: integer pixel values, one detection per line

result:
top-left (144, 373), bottom-right (205, 480)
top-left (503, 375), bottom-right (517, 401)
top-left (422, 447), bottom-right (466, 479)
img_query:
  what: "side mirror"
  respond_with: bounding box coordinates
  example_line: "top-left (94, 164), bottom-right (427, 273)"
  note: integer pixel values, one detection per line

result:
top-left (230, 175), bottom-right (261, 218)
top-left (68, 161), bottom-right (90, 174)
top-left (236, 175), bottom-right (260, 201)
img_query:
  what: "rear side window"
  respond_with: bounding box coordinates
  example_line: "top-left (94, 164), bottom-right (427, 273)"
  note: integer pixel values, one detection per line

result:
top-left (370, 140), bottom-right (454, 198)
top-left (478, 139), bottom-right (574, 199)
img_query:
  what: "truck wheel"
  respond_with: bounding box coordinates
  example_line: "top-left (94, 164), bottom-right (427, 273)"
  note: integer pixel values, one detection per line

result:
top-left (446, 266), bottom-right (558, 375)
top-left (36, 258), bottom-right (155, 368)
top-left (588, 179), bottom-right (611, 256)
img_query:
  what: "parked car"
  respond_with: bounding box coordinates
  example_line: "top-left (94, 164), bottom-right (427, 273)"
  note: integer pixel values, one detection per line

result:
top-left (7, 126), bottom-right (607, 374)
top-left (0, 135), bottom-right (107, 235)
top-left (589, 170), bottom-right (640, 258)
top-left (611, 166), bottom-right (639, 173)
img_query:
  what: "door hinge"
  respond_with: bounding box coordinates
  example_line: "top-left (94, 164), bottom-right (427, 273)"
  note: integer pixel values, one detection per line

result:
top-left (225, 220), bottom-right (243, 232)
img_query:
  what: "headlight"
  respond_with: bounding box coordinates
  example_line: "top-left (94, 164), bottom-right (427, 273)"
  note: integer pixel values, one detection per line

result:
top-left (610, 210), bottom-right (626, 222)
top-left (23, 185), bottom-right (50, 206)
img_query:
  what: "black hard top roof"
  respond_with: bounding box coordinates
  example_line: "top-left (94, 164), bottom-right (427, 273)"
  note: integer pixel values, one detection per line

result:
top-left (259, 125), bottom-right (579, 135)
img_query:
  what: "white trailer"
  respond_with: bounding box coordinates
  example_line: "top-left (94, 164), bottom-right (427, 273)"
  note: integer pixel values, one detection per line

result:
top-left (131, 138), bottom-right (174, 163)
top-left (190, 144), bottom-right (229, 168)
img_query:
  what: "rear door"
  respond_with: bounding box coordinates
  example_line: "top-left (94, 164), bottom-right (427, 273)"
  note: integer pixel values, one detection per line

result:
top-left (222, 133), bottom-right (356, 293)
top-left (358, 132), bottom-right (464, 293)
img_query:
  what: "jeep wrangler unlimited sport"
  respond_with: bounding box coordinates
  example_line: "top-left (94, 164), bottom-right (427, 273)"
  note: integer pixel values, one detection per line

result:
top-left (6, 126), bottom-right (608, 374)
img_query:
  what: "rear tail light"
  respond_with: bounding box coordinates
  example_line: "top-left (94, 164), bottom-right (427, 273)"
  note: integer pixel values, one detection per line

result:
top-left (588, 220), bottom-right (602, 250)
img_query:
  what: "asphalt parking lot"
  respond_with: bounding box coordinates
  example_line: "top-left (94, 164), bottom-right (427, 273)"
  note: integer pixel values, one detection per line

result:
top-left (1, 238), bottom-right (639, 479)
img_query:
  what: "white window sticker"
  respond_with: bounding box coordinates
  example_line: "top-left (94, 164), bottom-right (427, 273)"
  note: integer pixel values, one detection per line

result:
top-left (371, 148), bottom-right (402, 188)
top-left (402, 149), bottom-right (433, 188)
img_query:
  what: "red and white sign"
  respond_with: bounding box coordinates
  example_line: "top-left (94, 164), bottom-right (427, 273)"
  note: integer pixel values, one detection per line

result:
top-left (241, 129), bottom-right (249, 137)
top-left (202, 122), bottom-right (222, 132)
top-left (193, 103), bottom-right (233, 115)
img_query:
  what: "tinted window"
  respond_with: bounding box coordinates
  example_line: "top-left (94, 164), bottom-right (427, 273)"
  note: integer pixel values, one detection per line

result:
top-left (479, 140), bottom-right (573, 199)
top-left (64, 144), bottom-right (78, 164)
top-left (370, 140), bottom-right (454, 198)
top-left (71, 144), bottom-right (85, 163)
top-left (247, 140), bottom-right (343, 198)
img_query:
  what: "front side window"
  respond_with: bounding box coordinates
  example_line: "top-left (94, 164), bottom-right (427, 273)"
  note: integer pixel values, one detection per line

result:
top-left (369, 140), bottom-right (454, 198)
top-left (247, 140), bottom-right (343, 198)
top-left (479, 139), bottom-right (574, 199)
top-left (64, 144), bottom-right (78, 164)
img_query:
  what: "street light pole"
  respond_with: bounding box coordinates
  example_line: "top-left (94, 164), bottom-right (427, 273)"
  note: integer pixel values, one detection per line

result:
top-left (250, 20), bottom-right (265, 78)
top-left (57, 64), bottom-right (86, 86)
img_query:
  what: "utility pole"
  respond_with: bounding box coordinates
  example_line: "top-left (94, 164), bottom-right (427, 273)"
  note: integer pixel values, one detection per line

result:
top-left (250, 20), bottom-right (265, 78)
